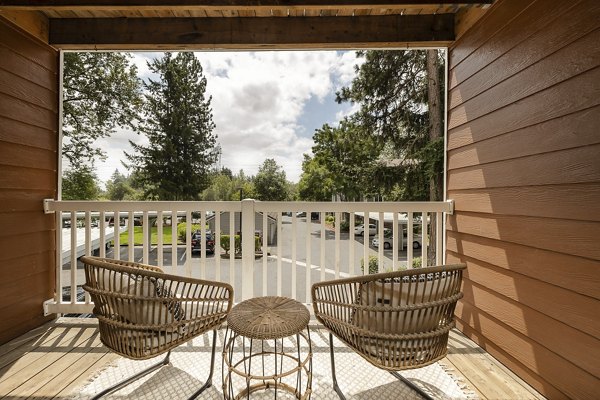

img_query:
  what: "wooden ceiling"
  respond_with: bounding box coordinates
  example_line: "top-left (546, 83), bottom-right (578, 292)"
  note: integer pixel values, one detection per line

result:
top-left (0, 1), bottom-right (494, 49)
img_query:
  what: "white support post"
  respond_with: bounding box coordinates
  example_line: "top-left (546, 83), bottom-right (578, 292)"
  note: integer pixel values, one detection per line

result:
top-left (241, 199), bottom-right (255, 300)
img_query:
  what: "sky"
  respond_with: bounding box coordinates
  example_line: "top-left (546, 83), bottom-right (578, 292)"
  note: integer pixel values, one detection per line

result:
top-left (94, 51), bottom-right (364, 186)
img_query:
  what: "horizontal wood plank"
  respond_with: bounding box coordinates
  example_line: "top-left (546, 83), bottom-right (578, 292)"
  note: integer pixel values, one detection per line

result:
top-left (0, 18), bottom-right (56, 68)
top-left (446, 231), bottom-right (600, 300)
top-left (447, 144), bottom-right (600, 191)
top-left (48, 14), bottom-right (455, 49)
top-left (449, 0), bottom-right (582, 89)
top-left (0, 230), bottom-right (55, 260)
top-left (0, 140), bottom-right (57, 170)
top-left (448, 27), bottom-right (600, 129)
top-left (0, 1), bottom-right (493, 11)
top-left (449, 0), bottom-right (536, 70)
top-left (0, 251), bottom-right (53, 284)
top-left (0, 68), bottom-right (57, 111)
top-left (447, 66), bottom-right (600, 149)
top-left (455, 318), bottom-right (569, 400)
top-left (0, 211), bottom-right (54, 237)
top-left (455, 301), bottom-right (600, 400)
top-left (0, 92), bottom-right (58, 131)
top-left (448, 184), bottom-right (600, 222)
top-left (452, 254), bottom-right (600, 339)
top-left (449, 1), bottom-right (599, 108)
top-left (447, 211), bottom-right (600, 260)
top-left (0, 45), bottom-right (56, 91)
top-left (458, 276), bottom-right (600, 376)
top-left (0, 188), bottom-right (53, 213)
top-left (0, 115), bottom-right (57, 151)
top-left (447, 106), bottom-right (600, 169)
top-left (0, 164), bottom-right (57, 190)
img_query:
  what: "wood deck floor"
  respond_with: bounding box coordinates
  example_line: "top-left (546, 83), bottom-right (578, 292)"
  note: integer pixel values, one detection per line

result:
top-left (0, 318), bottom-right (545, 399)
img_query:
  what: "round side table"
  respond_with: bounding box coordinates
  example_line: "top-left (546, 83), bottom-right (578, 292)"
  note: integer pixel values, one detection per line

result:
top-left (222, 296), bottom-right (312, 399)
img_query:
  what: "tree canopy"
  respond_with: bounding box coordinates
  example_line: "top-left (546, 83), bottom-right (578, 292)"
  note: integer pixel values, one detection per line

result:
top-left (126, 52), bottom-right (218, 200)
top-left (62, 52), bottom-right (141, 170)
top-left (335, 49), bottom-right (445, 201)
top-left (253, 159), bottom-right (289, 201)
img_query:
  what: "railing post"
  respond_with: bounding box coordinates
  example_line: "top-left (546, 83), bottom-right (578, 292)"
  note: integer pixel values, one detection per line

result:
top-left (241, 199), bottom-right (255, 300)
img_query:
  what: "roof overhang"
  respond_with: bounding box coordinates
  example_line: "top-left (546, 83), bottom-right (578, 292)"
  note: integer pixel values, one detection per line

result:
top-left (0, 1), bottom-right (494, 50)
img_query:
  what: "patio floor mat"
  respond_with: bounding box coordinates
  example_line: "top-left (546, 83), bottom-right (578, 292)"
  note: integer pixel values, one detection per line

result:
top-left (72, 329), bottom-right (474, 399)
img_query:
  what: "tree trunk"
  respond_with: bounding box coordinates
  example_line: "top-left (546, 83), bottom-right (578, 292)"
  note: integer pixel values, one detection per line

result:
top-left (426, 49), bottom-right (444, 265)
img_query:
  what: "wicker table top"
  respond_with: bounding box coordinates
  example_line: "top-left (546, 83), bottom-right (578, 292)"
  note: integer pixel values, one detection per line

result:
top-left (227, 296), bottom-right (310, 340)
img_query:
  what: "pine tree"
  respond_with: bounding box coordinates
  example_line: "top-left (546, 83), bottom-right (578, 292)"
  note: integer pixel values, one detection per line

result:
top-left (336, 49), bottom-right (445, 202)
top-left (127, 52), bottom-right (218, 200)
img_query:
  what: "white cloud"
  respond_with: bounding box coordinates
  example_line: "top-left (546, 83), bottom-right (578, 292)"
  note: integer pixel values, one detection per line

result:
top-left (94, 50), bottom-right (362, 185)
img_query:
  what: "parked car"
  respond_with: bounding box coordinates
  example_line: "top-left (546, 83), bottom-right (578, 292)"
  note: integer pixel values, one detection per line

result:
top-left (354, 223), bottom-right (377, 236)
top-left (296, 211), bottom-right (320, 220)
top-left (372, 233), bottom-right (422, 249)
top-left (191, 232), bottom-right (215, 254)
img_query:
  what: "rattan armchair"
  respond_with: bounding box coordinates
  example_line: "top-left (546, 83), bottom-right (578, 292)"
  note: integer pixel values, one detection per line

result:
top-left (312, 264), bottom-right (466, 400)
top-left (81, 256), bottom-right (233, 399)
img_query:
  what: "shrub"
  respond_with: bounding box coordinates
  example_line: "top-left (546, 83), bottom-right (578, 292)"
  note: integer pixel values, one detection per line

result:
top-left (177, 222), bottom-right (201, 243)
top-left (220, 234), bottom-right (241, 255)
top-left (325, 215), bottom-right (335, 224)
top-left (412, 257), bottom-right (422, 268)
top-left (360, 255), bottom-right (380, 275)
top-left (339, 220), bottom-right (350, 232)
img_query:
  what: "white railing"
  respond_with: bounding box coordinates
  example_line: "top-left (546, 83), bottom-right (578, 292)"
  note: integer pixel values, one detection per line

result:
top-left (43, 199), bottom-right (453, 315)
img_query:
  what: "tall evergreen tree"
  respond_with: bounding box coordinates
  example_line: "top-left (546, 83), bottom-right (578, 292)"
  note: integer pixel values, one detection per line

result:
top-left (126, 52), bottom-right (218, 200)
top-left (336, 49), bottom-right (445, 201)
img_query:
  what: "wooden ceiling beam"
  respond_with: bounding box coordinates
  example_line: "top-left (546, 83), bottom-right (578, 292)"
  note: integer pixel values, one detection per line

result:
top-left (0, 1), bottom-right (493, 11)
top-left (49, 14), bottom-right (454, 50)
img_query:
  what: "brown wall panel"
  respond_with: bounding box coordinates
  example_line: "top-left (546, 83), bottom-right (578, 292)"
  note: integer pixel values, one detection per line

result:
top-left (448, 0), bottom-right (600, 397)
top-left (450, 253), bottom-right (600, 339)
top-left (0, 211), bottom-right (55, 237)
top-left (0, 18), bottom-right (57, 345)
top-left (455, 301), bottom-right (600, 400)
top-left (448, 212), bottom-right (600, 260)
top-left (0, 116), bottom-right (57, 151)
top-left (0, 189), bottom-right (55, 213)
top-left (448, 66), bottom-right (600, 149)
top-left (448, 28), bottom-right (600, 130)
top-left (458, 279), bottom-right (599, 377)
top-left (456, 320), bottom-right (569, 400)
top-left (449, 2), bottom-right (599, 108)
top-left (0, 69), bottom-right (57, 112)
top-left (0, 45), bottom-right (56, 91)
top-left (449, 184), bottom-right (600, 222)
top-left (0, 141), bottom-right (57, 170)
top-left (448, 144), bottom-right (600, 190)
top-left (447, 106), bottom-right (600, 170)
top-left (446, 232), bottom-right (599, 300)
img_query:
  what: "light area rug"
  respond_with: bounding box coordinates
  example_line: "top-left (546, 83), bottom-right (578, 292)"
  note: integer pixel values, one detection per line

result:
top-left (72, 329), bottom-right (474, 400)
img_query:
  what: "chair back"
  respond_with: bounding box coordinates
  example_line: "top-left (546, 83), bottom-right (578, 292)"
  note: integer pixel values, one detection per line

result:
top-left (82, 256), bottom-right (233, 360)
top-left (312, 264), bottom-right (466, 370)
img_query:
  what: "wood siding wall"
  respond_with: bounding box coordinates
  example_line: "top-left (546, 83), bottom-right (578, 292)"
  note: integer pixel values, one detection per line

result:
top-left (0, 18), bottom-right (58, 344)
top-left (446, 0), bottom-right (600, 398)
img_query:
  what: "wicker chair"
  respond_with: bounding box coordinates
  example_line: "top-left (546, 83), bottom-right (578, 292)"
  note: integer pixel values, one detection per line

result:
top-left (312, 264), bottom-right (466, 400)
top-left (81, 256), bottom-right (233, 399)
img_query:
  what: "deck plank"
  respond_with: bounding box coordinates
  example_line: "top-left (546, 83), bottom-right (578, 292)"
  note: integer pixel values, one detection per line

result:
top-left (0, 318), bottom-right (546, 399)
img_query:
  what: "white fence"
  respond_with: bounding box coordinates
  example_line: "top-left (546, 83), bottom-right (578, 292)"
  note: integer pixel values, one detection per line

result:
top-left (43, 199), bottom-right (453, 315)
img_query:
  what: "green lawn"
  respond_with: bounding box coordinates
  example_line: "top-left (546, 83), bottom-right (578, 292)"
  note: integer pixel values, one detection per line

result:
top-left (119, 226), bottom-right (178, 245)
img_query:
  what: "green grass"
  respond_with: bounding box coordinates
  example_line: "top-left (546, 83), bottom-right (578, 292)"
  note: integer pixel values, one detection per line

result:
top-left (119, 226), bottom-right (178, 245)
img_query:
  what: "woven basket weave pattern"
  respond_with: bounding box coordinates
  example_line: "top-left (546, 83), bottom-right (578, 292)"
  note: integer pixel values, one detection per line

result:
top-left (82, 256), bottom-right (233, 361)
top-left (312, 264), bottom-right (466, 371)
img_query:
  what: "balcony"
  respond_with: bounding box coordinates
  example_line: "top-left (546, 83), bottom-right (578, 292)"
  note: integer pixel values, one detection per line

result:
top-left (0, 199), bottom-right (546, 399)
top-left (0, 317), bottom-right (545, 399)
